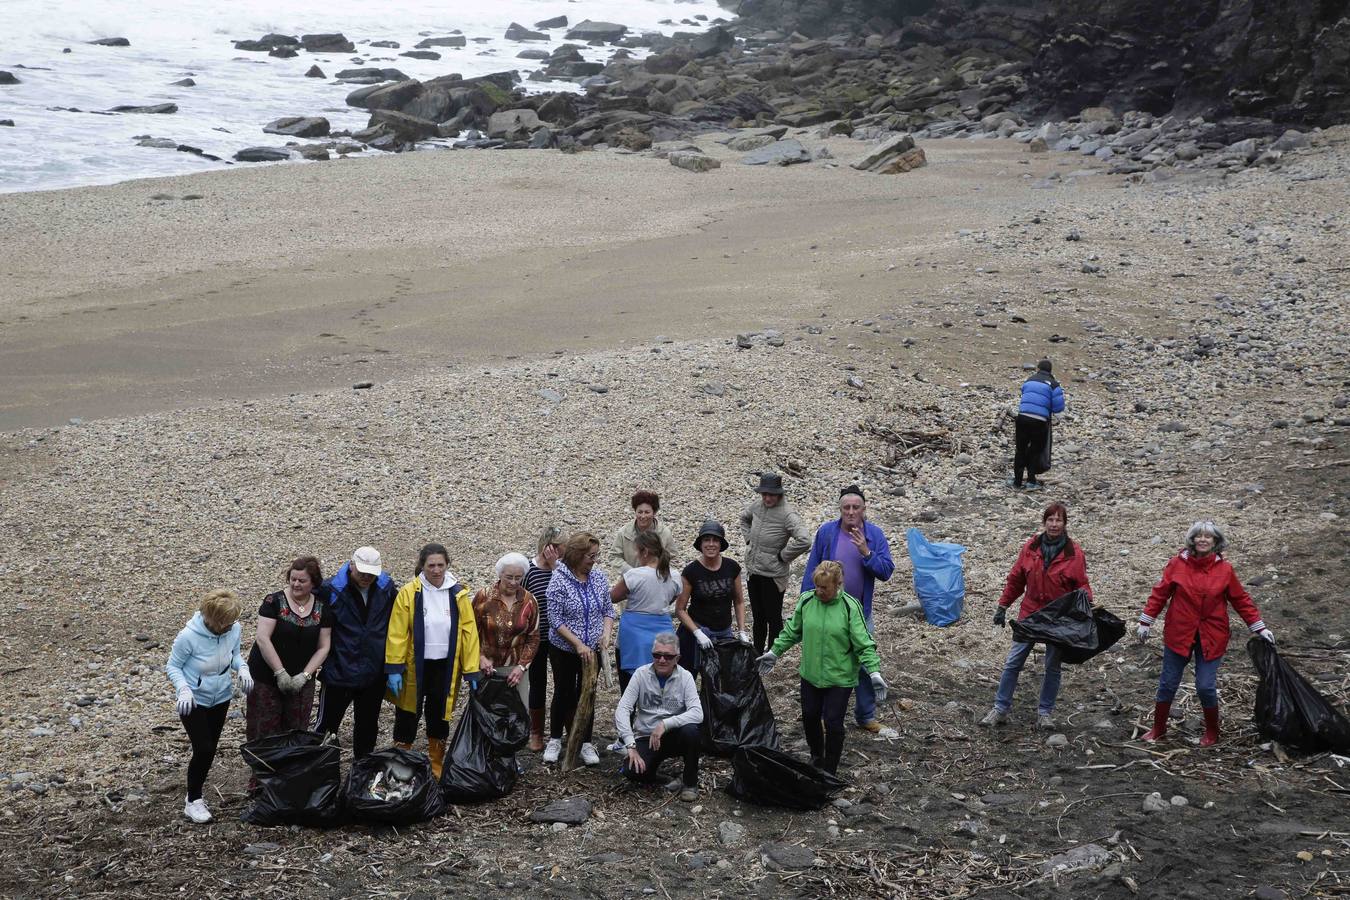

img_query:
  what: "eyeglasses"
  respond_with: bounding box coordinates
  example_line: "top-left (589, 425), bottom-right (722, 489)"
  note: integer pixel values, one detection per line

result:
top-left (651, 652), bottom-right (678, 661)
top-left (584, 551), bottom-right (600, 562)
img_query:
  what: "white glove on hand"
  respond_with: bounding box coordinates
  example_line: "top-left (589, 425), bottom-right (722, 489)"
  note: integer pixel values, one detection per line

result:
top-left (237, 665), bottom-right (254, 695)
top-left (1136, 624), bottom-right (1150, 643)
top-left (870, 671), bottom-right (888, 704)
top-left (694, 629), bottom-right (713, 650)
top-left (736, 630), bottom-right (752, 646)
top-left (756, 651), bottom-right (777, 676)
top-left (293, 671), bottom-right (311, 690)
top-left (1258, 628), bottom-right (1276, 645)
top-left (176, 687), bottom-right (196, 717)
top-left (275, 671), bottom-right (296, 694)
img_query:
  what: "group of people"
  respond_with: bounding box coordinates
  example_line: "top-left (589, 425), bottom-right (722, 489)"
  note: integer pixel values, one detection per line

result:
top-left (167, 469), bottom-right (1275, 825)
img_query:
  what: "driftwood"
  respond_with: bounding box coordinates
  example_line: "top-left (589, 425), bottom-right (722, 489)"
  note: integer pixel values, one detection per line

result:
top-left (562, 652), bottom-right (598, 772)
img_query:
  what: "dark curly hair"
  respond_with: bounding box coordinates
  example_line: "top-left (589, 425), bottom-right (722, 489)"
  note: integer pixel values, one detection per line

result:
top-left (631, 490), bottom-right (660, 513)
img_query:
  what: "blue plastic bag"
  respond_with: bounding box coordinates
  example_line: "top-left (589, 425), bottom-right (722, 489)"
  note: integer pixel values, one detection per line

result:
top-left (906, 528), bottom-right (966, 626)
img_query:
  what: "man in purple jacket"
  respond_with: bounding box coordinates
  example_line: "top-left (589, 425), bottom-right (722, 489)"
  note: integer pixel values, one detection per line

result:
top-left (802, 485), bottom-right (895, 733)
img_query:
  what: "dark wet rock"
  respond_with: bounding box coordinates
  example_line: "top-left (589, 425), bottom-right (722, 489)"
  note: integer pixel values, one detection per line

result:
top-left (234, 33), bottom-right (297, 52)
top-left (301, 33), bottom-right (356, 53)
top-left (263, 116), bottom-right (330, 138)
top-left (170, 78), bottom-right (195, 87)
top-left (565, 20), bottom-right (628, 42)
top-left (369, 40), bottom-right (400, 49)
top-left (233, 147), bottom-right (290, 162)
top-left (109, 103), bottom-right (177, 114)
top-left (0, 71), bottom-right (21, 85)
top-left (506, 22), bottom-right (549, 41)
top-left (400, 50), bottom-right (441, 61)
top-left (305, 65), bottom-right (325, 78)
top-left (268, 46), bottom-right (298, 58)
top-left (337, 67), bottom-right (409, 84)
top-left (415, 35), bottom-right (466, 49)
top-left (517, 49), bottom-right (550, 60)
top-left (535, 16), bottom-right (568, 29)
top-left (89, 37), bottom-right (130, 47)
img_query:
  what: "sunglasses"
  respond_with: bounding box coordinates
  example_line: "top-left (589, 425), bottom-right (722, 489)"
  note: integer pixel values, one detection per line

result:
top-left (652, 652), bottom-right (678, 661)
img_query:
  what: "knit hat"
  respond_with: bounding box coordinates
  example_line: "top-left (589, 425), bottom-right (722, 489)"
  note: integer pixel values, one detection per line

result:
top-left (839, 484), bottom-right (866, 502)
top-left (1037, 359), bottom-right (1053, 373)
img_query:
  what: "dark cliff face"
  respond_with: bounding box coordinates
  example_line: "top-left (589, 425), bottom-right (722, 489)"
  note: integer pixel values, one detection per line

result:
top-left (726, 0), bottom-right (1349, 126)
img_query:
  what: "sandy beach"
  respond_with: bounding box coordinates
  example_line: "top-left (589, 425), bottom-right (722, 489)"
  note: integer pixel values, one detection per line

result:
top-left (1, 130), bottom-right (1347, 897)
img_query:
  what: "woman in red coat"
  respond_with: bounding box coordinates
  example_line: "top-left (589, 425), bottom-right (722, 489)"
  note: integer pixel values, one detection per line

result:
top-left (979, 502), bottom-right (1091, 730)
top-left (1137, 521), bottom-right (1274, 746)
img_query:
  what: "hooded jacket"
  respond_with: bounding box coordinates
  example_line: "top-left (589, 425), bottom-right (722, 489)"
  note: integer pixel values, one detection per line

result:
top-left (771, 589), bottom-right (881, 689)
top-left (1140, 551), bottom-right (1266, 662)
top-left (321, 563), bottom-right (399, 688)
top-left (801, 519), bottom-right (895, 618)
top-left (166, 612), bottom-right (246, 707)
top-left (385, 575), bottom-right (480, 718)
top-left (998, 535), bottom-right (1092, 619)
top-left (739, 497), bottom-right (812, 589)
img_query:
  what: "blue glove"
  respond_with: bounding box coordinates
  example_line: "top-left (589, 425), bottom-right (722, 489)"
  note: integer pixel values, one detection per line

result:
top-left (386, 673), bottom-right (403, 696)
top-left (464, 673), bottom-right (481, 692)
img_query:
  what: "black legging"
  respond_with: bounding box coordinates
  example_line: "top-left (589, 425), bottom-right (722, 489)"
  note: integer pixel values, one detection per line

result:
top-left (1013, 415), bottom-right (1049, 486)
top-left (393, 657), bottom-right (450, 743)
top-left (181, 700), bottom-right (230, 801)
top-left (800, 680), bottom-right (852, 774)
top-left (748, 574), bottom-right (786, 654)
top-left (548, 644), bottom-right (594, 742)
top-left (528, 632), bottom-right (550, 710)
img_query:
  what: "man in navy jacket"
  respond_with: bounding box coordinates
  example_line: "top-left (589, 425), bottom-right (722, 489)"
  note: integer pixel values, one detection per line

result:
top-left (1012, 359), bottom-right (1065, 490)
top-left (802, 485), bottom-right (895, 732)
top-left (317, 546), bottom-right (398, 758)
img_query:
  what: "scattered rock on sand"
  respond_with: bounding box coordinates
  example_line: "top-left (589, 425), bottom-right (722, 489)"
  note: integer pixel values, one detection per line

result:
top-left (741, 139), bottom-right (809, 166)
top-left (1142, 792), bottom-right (1171, 813)
top-left (717, 821), bottom-right (746, 845)
top-left (851, 133), bottom-right (927, 174)
top-left (233, 147), bottom-right (290, 162)
top-left (669, 151), bottom-right (720, 172)
top-left (263, 116), bottom-right (330, 138)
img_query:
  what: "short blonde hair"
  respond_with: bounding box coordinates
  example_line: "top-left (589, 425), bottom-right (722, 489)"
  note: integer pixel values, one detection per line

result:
top-left (812, 560), bottom-right (843, 594)
top-left (200, 589), bottom-right (242, 633)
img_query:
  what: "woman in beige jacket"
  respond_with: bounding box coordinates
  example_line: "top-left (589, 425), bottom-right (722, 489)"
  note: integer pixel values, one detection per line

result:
top-left (739, 473), bottom-right (812, 653)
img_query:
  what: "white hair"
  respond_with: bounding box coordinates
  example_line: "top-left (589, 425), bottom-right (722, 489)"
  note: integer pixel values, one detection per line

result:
top-left (652, 631), bottom-right (679, 653)
top-left (1185, 520), bottom-right (1227, 554)
top-left (495, 552), bottom-right (530, 579)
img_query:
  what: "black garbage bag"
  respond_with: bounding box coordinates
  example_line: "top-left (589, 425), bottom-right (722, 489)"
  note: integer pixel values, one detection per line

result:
top-left (240, 730), bottom-right (342, 826)
top-left (727, 745), bottom-right (847, 810)
top-left (699, 641), bottom-right (780, 755)
top-left (1009, 589), bottom-right (1125, 664)
top-left (1248, 638), bottom-right (1350, 754)
top-left (440, 674), bottom-right (529, 803)
top-left (343, 746), bottom-right (445, 824)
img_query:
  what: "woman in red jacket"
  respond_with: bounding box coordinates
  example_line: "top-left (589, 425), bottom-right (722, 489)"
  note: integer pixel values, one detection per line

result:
top-left (1137, 521), bottom-right (1274, 746)
top-left (979, 502), bottom-right (1091, 730)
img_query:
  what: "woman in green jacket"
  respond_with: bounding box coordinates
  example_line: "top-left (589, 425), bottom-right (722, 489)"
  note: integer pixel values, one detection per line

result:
top-left (757, 560), bottom-right (887, 774)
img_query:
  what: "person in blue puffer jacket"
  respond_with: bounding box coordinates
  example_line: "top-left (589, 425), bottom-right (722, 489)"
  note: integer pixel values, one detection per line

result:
top-left (1011, 359), bottom-right (1065, 490)
top-left (165, 589), bottom-right (253, 824)
top-left (317, 546), bottom-right (399, 759)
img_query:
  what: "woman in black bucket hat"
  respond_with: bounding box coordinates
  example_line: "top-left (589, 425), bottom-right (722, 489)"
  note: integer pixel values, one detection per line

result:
top-left (674, 520), bottom-right (749, 676)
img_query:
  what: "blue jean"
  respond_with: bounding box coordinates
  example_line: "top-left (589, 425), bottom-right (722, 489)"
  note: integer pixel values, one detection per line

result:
top-left (853, 613), bottom-right (877, 725)
top-left (994, 640), bottom-right (1063, 715)
top-left (1157, 643), bottom-right (1222, 708)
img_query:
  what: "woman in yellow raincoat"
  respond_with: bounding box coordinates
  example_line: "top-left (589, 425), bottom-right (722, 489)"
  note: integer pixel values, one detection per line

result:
top-left (385, 542), bottom-right (480, 778)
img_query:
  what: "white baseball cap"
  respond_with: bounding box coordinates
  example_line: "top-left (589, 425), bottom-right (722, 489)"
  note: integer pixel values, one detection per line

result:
top-left (351, 546), bottom-right (383, 575)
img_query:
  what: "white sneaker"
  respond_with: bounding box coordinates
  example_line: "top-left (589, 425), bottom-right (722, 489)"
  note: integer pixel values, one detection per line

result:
top-left (183, 796), bottom-right (212, 824)
top-left (579, 743), bottom-right (600, 766)
top-left (607, 738), bottom-right (625, 753)
top-left (542, 738), bottom-right (562, 763)
top-left (978, 707), bottom-right (1009, 727)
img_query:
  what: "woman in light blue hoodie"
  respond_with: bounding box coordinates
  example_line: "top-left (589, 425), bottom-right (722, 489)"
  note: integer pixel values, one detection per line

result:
top-left (166, 589), bottom-right (253, 824)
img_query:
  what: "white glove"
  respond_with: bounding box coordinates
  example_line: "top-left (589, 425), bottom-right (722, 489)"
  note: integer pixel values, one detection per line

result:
top-left (275, 671), bottom-right (296, 694)
top-left (870, 671), bottom-right (888, 704)
top-left (1136, 624), bottom-right (1150, 643)
top-left (694, 629), bottom-right (713, 650)
top-left (736, 630), bottom-right (752, 646)
top-left (293, 671), bottom-right (311, 691)
top-left (176, 687), bottom-right (196, 717)
top-left (756, 651), bottom-right (777, 675)
top-left (237, 665), bottom-right (254, 695)
top-left (1258, 628), bottom-right (1276, 645)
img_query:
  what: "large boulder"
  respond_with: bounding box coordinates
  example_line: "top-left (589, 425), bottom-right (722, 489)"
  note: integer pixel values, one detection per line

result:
top-left (487, 108), bottom-right (541, 138)
top-left (368, 109), bottom-right (439, 142)
top-left (850, 133), bottom-right (927, 174)
top-left (535, 15), bottom-right (568, 29)
top-left (233, 147), bottom-right (290, 162)
top-left (415, 35), bottom-right (466, 49)
top-left (263, 116), bottom-right (330, 138)
top-left (400, 50), bottom-right (441, 61)
top-left (506, 22), bottom-right (549, 41)
top-left (690, 25), bottom-right (735, 58)
top-left (336, 67), bottom-right (408, 84)
top-left (741, 138), bottom-right (810, 165)
top-left (0, 71), bottom-right (21, 85)
top-left (535, 92), bottom-right (579, 125)
top-left (301, 33), bottom-right (355, 53)
top-left (565, 20), bottom-right (628, 42)
top-left (234, 33), bottom-right (298, 52)
top-left (352, 80), bottom-right (423, 111)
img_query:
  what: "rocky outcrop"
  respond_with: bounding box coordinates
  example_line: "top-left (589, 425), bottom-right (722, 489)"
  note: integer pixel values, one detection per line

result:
top-left (263, 116), bottom-right (330, 138)
top-left (851, 133), bottom-right (927, 172)
top-left (301, 33), bottom-right (356, 53)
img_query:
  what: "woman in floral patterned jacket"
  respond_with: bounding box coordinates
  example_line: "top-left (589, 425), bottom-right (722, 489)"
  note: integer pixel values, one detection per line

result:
top-left (472, 552), bottom-right (541, 710)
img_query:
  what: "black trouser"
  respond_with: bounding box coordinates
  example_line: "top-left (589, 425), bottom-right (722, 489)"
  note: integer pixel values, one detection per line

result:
top-left (528, 630), bottom-right (551, 710)
top-left (317, 679), bottom-right (386, 758)
top-left (801, 680), bottom-right (852, 774)
top-left (180, 700), bottom-right (230, 801)
top-left (748, 574), bottom-right (786, 654)
top-left (548, 644), bottom-right (593, 742)
top-left (1013, 415), bottom-right (1049, 486)
top-left (393, 657), bottom-right (449, 743)
top-left (623, 723), bottom-right (702, 787)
